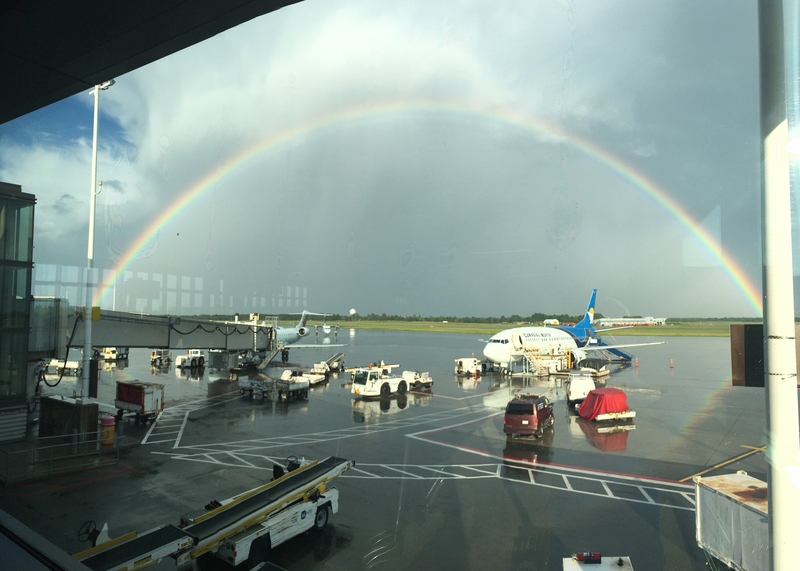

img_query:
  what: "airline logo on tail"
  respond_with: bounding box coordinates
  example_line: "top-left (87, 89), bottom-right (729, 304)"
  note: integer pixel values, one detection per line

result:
top-left (560, 289), bottom-right (597, 343)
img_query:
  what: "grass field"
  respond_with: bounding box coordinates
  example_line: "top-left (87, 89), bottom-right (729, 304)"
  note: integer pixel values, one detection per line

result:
top-left (307, 320), bottom-right (742, 337)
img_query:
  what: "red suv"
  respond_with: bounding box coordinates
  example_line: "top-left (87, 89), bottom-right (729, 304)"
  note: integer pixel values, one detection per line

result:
top-left (503, 394), bottom-right (554, 438)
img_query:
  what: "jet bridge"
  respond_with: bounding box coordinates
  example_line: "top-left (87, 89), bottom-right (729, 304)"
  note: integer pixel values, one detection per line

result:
top-left (65, 309), bottom-right (276, 352)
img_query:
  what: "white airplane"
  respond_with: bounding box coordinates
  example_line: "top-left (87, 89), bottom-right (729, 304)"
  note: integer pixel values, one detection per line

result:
top-left (275, 311), bottom-right (346, 362)
top-left (275, 311), bottom-right (314, 346)
top-left (482, 289), bottom-right (662, 374)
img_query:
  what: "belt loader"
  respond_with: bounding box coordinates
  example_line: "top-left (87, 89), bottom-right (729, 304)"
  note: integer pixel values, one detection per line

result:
top-left (74, 456), bottom-right (354, 570)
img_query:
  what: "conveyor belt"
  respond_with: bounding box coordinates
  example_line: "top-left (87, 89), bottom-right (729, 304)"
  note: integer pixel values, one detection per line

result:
top-left (183, 456), bottom-right (350, 543)
top-left (80, 525), bottom-right (189, 571)
top-left (325, 353), bottom-right (345, 366)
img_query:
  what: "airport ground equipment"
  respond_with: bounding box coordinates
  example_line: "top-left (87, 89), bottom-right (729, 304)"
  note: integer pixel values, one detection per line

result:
top-left (175, 349), bottom-right (205, 369)
top-left (694, 472), bottom-right (766, 571)
top-left (562, 554), bottom-right (633, 569)
top-left (310, 361), bottom-right (331, 379)
top-left (401, 370), bottom-right (433, 390)
top-left (324, 353), bottom-right (346, 372)
top-left (45, 358), bottom-right (82, 376)
top-left (282, 368), bottom-right (326, 386)
top-left (114, 381), bottom-right (164, 423)
top-left (350, 364), bottom-right (432, 397)
top-left (74, 456), bottom-right (354, 571)
top-left (239, 374), bottom-right (310, 401)
top-left (577, 388), bottom-right (636, 422)
top-left (100, 347), bottom-right (129, 361)
top-left (565, 372), bottom-right (596, 407)
top-left (454, 357), bottom-right (484, 375)
top-left (149, 349), bottom-right (171, 367)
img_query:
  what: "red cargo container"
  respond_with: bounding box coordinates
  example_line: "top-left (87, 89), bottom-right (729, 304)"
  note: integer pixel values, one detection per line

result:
top-left (115, 380), bottom-right (164, 423)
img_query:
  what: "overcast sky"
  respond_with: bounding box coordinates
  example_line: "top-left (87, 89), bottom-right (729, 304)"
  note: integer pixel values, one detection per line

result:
top-left (0, 0), bottom-right (764, 318)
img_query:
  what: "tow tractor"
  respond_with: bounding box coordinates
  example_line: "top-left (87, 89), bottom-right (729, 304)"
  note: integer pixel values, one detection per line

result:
top-left (175, 349), bottom-right (205, 369)
top-left (350, 363), bottom-right (433, 397)
top-left (74, 456), bottom-right (354, 570)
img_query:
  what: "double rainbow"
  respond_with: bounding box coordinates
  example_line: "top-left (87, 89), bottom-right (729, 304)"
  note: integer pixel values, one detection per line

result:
top-left (93, 99), bottom-right (762, 315)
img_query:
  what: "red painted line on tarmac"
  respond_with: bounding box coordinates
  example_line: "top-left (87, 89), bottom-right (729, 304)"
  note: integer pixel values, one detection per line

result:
top-left (0, 462), bottom-right (139, 498)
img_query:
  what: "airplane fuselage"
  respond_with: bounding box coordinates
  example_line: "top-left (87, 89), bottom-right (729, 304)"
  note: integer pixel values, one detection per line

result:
top-left (482, 326), bottom-right (585, 370)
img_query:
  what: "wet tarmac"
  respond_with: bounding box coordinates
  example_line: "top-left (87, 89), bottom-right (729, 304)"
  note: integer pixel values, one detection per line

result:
top-left (0, 331), bottom-right (770, 570)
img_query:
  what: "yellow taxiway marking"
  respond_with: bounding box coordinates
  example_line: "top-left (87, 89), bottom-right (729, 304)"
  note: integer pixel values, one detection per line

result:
top-left (679, 445), bottom-right (766, 482)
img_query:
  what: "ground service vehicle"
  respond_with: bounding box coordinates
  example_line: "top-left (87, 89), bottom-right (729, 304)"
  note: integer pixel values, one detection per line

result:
top-left (101, 347), bottom-right (129, 360)
top-left (455, 357), bottom-right (484, 375)
top-left (149, 349), bottom-right (171, 367)
top-left (175, 349), bottom-right (205, 368)
top-left (503, 393), bottom-right (554, 438)
top-left (401, 370), bottom-right (433, 390)
top-left (578, 388), bottom-right (636, 421)
top-left (351, 365), bottom-right (432, 397)
top-left (566, 373), bottom-right (596, 406)
top-left (75, 457), bottom-right (354, 570)
top-left (115, 380), bottom-right (165, 423)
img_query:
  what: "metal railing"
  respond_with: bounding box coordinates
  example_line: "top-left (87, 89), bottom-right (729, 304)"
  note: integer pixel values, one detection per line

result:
top-left (0, 429), bottom-right (136, 484)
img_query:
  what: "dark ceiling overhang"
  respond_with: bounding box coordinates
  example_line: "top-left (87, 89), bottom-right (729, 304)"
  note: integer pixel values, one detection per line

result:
top-left (0, 0), bottom-right (302, 125)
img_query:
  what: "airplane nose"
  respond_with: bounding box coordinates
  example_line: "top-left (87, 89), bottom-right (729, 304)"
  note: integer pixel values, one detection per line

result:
top-left (483, 344), bottom-right (495, 362)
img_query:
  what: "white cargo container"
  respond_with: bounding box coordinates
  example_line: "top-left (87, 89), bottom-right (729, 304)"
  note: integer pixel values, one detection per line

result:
top-left (695, 472), bottom-right (767, 571)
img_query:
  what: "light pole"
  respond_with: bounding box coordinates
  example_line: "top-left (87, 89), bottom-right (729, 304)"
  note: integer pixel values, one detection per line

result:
top-left (81, 79), bottom-right (115, 399)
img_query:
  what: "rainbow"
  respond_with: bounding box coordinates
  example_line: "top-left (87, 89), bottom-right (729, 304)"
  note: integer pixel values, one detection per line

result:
top-left (93, 99), bottom-right (762, 315)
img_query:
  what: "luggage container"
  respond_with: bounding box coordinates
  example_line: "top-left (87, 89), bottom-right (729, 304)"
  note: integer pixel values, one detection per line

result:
top-left (115, 380), bottom-right (165, 423)
top-left (695, 472), bottom-right (767, 571)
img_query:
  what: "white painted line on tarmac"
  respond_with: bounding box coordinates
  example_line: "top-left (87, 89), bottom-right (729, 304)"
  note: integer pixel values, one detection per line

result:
top-left (380, 465), bottom-right (423, 479)
top-left (173, 411), bottom-right (190, 449)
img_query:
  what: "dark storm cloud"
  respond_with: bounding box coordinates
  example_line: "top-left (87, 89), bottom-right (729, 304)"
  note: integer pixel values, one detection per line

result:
top-left (0, 0), bottom-right (765, 317)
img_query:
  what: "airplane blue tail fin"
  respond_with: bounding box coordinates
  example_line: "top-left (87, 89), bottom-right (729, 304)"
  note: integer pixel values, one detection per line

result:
top-left (561, 289), bottom-right (597, 342)
top-left (574, 289), bottom-right (597, 331)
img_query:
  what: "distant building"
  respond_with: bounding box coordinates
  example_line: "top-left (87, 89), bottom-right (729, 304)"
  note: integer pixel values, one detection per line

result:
top-left (594, 317), bottom-right (666, 327)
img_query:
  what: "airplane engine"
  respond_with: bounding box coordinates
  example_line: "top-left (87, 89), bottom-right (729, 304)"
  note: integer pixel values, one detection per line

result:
top-left (297, 327), bottom-right (310, 337)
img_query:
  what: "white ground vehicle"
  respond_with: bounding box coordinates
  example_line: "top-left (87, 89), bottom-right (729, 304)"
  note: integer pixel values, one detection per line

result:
top-left (351, 367), bottom-right (405, 397)
top-left (75, 457), bottom-right (354, 571)
top-left (565, 373), bottom-right (596, 406)
top-left (149, 349), bottom-right (171, 367)
top-left (351, 366), bottom-right (433, 397)
top-left (455, 357), bottom-right (483, 375)
top-left (282, 368), bottom-right (326, 386)
top-left (175, 349), bottom-right (205, 368)
top-left (401, 370), bottom-right (433, 390)
top-left (101, 347), bottom-right (129, 361)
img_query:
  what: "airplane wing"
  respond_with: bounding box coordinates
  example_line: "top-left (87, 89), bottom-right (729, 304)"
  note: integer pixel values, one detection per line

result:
top-left (583, 341), bottom-right (665, 352)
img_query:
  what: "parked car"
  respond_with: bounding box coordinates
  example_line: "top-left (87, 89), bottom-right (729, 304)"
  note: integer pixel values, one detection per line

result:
top-left (503, 393), bottom-right (554, 438)
top-left (566, 373), bottom-right (596, 406)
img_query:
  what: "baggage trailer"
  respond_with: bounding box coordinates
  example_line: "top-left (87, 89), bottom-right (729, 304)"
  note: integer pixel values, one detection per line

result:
top-left (45, 358), bottom-right (82, 376)
top-left (74, 456), bottom-right (354, 571)
top-left (149, 349), bottom-right (171, 368)
top-left (563, 554), bottom-right (634, 569)
top-left (114, 381), bottom-right (164, 423)
top-left (238, 376), bottom-right (310, 401)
